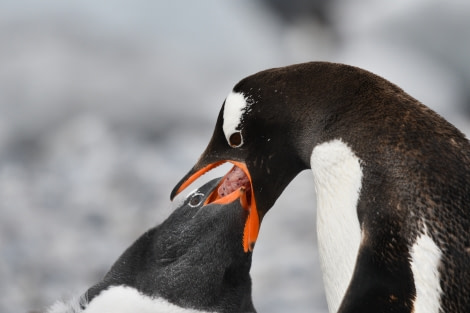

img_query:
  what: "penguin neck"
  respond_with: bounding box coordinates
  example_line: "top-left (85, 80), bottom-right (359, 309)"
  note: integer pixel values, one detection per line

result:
top-left (310, 138), bottom-right (363, 313)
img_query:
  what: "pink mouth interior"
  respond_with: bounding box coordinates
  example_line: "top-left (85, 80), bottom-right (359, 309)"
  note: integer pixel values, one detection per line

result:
top-left (200, 162), bottom-right (258, 252)
top-left (218, 166), bottom-right (251, 197)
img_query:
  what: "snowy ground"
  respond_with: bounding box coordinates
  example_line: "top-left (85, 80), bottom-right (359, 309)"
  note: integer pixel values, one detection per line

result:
top-left (1, 1), bottom-right (469, 313)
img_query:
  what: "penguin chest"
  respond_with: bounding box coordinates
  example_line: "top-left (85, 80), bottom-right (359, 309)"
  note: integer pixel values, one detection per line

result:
top-left (81, 285), bottom-right (213, 313)
top-left (310, 139), bottom-right (363, 313)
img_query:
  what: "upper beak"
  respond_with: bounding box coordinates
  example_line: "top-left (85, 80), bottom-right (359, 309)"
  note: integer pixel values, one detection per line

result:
top-left (171, 159), bottom-right (260, 253)
top-left (170, 161), bottom-right (225, 200)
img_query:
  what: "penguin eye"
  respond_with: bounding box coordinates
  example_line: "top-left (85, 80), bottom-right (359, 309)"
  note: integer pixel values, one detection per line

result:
top-left (229, 131), bottom-right (243, 148)
top-left (188, 192), bottom-right (204, 207)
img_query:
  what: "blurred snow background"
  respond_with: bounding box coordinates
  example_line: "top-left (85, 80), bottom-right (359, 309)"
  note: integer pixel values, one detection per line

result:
top-left (0, 1), bottom-right (469, 312)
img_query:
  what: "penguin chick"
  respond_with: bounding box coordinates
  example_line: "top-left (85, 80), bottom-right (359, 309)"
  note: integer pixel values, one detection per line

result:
top-left (48, 178), bottom-right (255, 313)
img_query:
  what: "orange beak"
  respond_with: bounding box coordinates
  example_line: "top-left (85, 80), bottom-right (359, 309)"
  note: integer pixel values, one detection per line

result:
top-left (173, 161), bottom-right (259, 252)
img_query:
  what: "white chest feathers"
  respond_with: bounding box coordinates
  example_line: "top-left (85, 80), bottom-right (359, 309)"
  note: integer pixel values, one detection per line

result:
top-left (310, 139), bottom-right (363, 313)
top-left (47, 286), bottom-right (214, 313)
top-left (410, 225), bottom-right (443, 313)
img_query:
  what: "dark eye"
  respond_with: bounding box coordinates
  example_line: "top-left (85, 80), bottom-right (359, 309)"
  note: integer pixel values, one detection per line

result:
top-left (229, 131), bottom-right (243, 147)
top-left (188, 193), bottom-right (204, 207)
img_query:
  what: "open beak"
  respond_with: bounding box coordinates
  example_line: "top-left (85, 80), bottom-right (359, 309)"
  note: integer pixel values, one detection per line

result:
top-left (171, 160), bottom-right (259, 252)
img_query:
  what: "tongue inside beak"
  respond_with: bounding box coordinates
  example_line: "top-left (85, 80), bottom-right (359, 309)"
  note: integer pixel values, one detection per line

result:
top-left (174, 161), bottom-right (259, 252)
top-left (204, 165), bottom-right (251, 205)
top-left (205, 163), bottom-right (259, 252)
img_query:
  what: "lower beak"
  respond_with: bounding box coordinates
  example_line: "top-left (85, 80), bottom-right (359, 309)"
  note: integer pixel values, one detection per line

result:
top-left (171, 160), bottom-right (259, 252)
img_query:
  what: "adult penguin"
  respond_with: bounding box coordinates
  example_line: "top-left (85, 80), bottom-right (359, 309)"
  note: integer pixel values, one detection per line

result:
top-left (171, 62), bottom-right (470, 313)
top-left (47, 178), bottom-right (256, 313)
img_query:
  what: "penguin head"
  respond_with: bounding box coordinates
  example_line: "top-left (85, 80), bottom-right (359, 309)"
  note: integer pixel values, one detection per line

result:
top-left (171, 62), bottom-right (381, 251)
top-left (170, 64), bottom-right (345, 252)
top-left (86, 178), bottom-right (255, 312)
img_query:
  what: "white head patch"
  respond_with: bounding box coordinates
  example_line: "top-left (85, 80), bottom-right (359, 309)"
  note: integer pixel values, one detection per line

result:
top-left (222, 91), bottom-right (250, 147)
